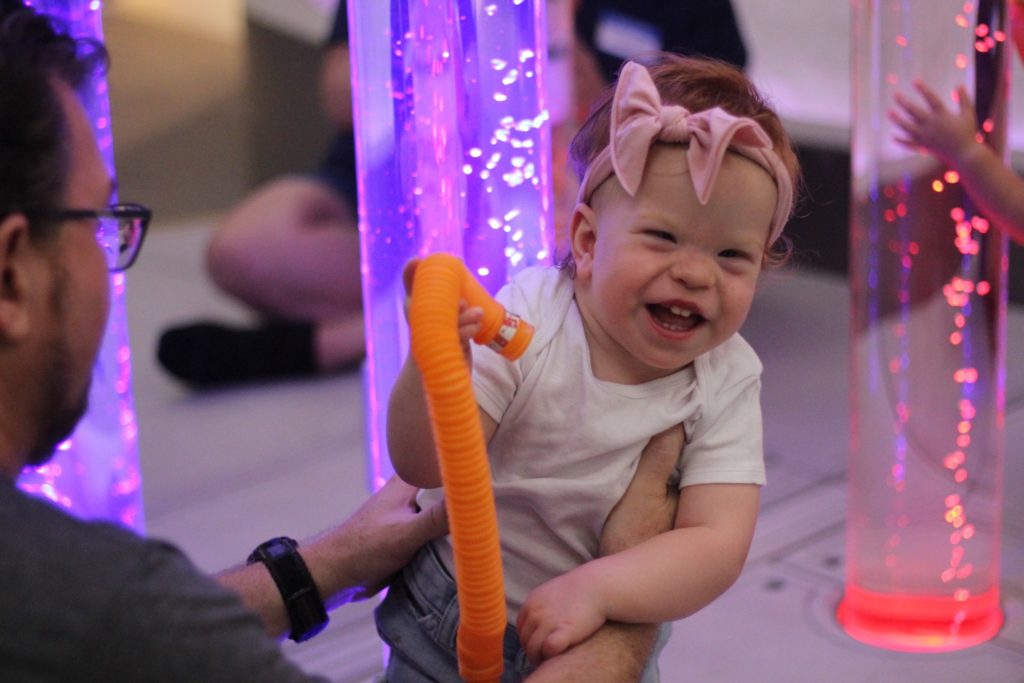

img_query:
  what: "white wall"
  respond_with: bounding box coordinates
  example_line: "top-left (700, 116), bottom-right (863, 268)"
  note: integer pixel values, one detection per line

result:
top-left (106, 0), bottom-right (245, 43)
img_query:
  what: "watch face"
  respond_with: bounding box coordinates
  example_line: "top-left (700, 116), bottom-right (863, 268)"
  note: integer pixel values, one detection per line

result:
top-left (268, 543), bottom-right (290, 559)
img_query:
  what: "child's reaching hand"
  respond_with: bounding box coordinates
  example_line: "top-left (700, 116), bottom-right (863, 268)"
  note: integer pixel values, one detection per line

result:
top-left (890, 81), bottom-right (980, 169)
top-left (516, 567), bottom-right (607, 665)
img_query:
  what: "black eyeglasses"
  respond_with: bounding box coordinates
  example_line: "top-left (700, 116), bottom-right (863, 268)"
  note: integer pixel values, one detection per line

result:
top-left (55, 203), bottom-right (151, 272)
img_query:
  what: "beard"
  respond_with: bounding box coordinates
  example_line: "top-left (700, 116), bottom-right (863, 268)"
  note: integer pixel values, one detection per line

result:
top-left (24, 259), bottom-right (91, 468)
top-left (24, 328), bottom-right (90, 468)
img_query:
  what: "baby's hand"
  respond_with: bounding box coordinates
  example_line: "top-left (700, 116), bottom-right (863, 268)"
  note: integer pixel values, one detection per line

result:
top-left (457, 300), bottom-right (484, 361)
top-left (890, 81), bottom-right (979, 168)
top-left (402, 258), bottom-right (483, 362)
top-left (516, 570), bottom-right (606, 665)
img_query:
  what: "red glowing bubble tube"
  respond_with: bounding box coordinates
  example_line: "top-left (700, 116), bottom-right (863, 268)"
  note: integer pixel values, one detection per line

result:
top-left (841, 0), bottom-right (1008, 651)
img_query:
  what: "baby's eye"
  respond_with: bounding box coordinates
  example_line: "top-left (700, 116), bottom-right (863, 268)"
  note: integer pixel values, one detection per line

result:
top-left (718, 248), bottom-right (751, 260)
top-left (644, 229), bottom-right (676, 242)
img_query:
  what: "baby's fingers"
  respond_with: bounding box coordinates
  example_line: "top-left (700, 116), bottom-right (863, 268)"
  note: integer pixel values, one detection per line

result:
top-left (458, 302), bottom-right (484, 342)
top-left (912, 79), bottom-right (947, 113)
top-left (954, 85), bottom-right (976, 118)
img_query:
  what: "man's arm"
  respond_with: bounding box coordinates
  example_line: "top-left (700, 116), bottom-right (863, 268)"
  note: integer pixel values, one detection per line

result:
top-left (526, 424), bottom-right (683, 680)
top-left (527, 622), bottom-right (658, 683)
top-left (216, 476), bottom-right (447, 639)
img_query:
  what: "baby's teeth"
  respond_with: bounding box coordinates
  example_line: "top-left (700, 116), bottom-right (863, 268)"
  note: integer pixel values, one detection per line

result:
top-left (668, 305), bottom-right (692, 317)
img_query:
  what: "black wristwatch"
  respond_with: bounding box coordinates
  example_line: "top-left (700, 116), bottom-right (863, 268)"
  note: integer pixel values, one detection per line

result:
top-left (247, 536), bottom-right (328, 642)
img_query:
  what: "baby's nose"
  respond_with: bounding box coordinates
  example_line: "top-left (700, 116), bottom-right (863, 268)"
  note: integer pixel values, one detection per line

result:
top-left (670, 249), bottom-right (714, 289)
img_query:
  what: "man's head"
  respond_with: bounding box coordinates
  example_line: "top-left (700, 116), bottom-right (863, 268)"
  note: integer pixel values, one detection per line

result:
top-left (0, 1), bottom-right (114, 476)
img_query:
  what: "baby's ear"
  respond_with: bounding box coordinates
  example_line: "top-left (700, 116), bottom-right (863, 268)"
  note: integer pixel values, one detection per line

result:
top-left (569, 204), bottom-right (598, 279)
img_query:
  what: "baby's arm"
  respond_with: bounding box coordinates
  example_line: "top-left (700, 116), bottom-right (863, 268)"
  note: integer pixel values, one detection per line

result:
top-left (516, 482), bottom-right (759, 663)
top-left (386, 260), bottom-right (487, 488)
top-left (891, 81), bottom-right (1024, 244)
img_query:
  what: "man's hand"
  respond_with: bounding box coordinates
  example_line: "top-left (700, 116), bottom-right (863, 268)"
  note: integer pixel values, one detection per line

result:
top-left (521, 425), bottom-right (683, 678)
top-left (600, 424), bottom-right (683, 556)
top-left (312, 476), bottom-right (448, 608)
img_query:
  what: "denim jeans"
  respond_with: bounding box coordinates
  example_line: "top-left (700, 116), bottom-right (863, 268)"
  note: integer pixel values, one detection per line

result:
top-left (375, 543), bottom-right (533, 682)
top-left (374, 543), bottom-right (668, 682)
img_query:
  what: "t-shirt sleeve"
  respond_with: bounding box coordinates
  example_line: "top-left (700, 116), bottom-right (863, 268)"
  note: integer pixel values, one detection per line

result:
top-left (679, 337), bottom-right (766, 488)
top-left (472, 280), bottom-right (529, 424)
top-left (90, 540), bottom-right (327, 683)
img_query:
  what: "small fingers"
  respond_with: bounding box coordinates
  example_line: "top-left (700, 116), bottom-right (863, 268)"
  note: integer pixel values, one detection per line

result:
top-left (912, 79), bottom-right (946, 112)
top-left (402, 258), bottom-right (421, 296)
top-left (954, 85), bottom-right (976, 116)
top-left (538, 627), bottom-right (573, 662)
top-left (887, 108), bottom-right (918, 136)
top-left (892, 91), bottom-right (927, 123)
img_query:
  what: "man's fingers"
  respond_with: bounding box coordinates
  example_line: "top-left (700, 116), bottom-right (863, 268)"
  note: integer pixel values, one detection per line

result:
top-left (417, 498), bottom-right (449, 538)
top-left (634, 423), bottom-right (684, 481)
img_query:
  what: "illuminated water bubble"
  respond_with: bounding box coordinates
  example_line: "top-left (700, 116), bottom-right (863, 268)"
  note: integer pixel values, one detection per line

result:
top-left (518, 49), bottom-right (535, 62)
top-left (956, 14), bottom-right (969, 28)
top-left (503, 170), bottom-right (525, 187)
top-left (490, 58), bottom-right (508, 70)
top-left (502, 69), bottom-right (519, 85)
top-left (494, 93), bottom-right (508, 102)
top-left (477, 267), bottom-right (490, 277)
top-left (896, 35), bottom-right (908, 47)
top-left (944, 450), bottom-right (966, 469)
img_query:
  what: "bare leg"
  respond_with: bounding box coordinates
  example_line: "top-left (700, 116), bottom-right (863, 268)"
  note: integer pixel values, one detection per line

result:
top-left (158, 175), bottom-right (366, 385)
top-left (206, 175), bottom-right (362, 321)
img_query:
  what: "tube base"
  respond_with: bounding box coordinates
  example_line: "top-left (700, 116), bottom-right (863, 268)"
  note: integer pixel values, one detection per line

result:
top-left (837, 585), bottom-right (1003, 653)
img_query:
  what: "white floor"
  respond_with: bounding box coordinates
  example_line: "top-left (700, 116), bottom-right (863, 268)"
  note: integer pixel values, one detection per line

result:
top-left (123, 222), bottom-right (1024, 682)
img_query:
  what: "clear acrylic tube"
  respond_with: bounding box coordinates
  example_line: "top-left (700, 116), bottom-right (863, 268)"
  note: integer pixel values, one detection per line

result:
top-left (17, 0), bottom-right (144, 531)
top-left (840, 0), bottom-right (1008, 652)
top-left (347, 0), bottom-right (552, 489)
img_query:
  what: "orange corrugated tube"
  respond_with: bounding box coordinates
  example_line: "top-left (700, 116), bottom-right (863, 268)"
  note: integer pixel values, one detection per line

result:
top-left (409, 253), bottom-right (534, 682)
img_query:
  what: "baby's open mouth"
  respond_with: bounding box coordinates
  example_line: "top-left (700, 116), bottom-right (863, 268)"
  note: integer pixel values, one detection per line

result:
top-left (648, 303), bottom-right (704, 332)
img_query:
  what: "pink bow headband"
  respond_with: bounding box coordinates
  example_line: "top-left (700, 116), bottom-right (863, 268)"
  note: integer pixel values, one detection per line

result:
top-left (576, 61), bottom-right (794, 246)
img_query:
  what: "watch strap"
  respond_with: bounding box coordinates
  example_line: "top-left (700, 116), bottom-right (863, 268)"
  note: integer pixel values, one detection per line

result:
top-left (247, 536), bottom-right (328, 642)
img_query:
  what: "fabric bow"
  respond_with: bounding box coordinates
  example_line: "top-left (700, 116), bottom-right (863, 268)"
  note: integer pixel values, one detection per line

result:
top-left (577, 61), bottom-right (794, 245)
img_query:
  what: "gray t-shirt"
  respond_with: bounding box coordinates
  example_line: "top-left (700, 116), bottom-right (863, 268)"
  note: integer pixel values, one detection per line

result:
top-left (0, 480), bottom-right (327, 682)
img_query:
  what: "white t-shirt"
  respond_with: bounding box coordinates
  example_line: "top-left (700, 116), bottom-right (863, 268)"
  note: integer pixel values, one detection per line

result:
top-left (419, 265), bottom-right (766, 618)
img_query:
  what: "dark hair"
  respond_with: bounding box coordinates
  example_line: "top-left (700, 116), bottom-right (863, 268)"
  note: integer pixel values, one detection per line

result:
top-left (0, 0), bottom-right (109, 242)
top-left (564, 53), bottom-right (802, 269)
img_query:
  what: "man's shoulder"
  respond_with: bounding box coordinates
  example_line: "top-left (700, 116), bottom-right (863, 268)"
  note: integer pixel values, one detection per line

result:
top-left (0, 482), bottom-right (191, 591)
